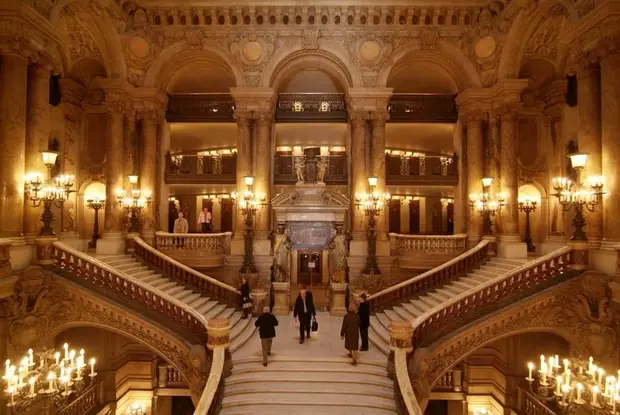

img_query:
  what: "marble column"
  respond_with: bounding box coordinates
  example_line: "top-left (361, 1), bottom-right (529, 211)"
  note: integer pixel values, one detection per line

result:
top-left (452, 122), bottom-right (466, 234)
top-left (486, 113), bottom-right (500, 193)
top-left (370, 110), bottom-right (389, 240)
top-left (548, 115), bottom-right (565, 237)
top-left (158, 121), bottom-right (171, 232)
top-left (0, 52), bottom-right (29, 240)
top-left (234, 111), bottom-right (253, 237)
top-left (123, 110), bottom-right (138, 187)
top-left (350, 111), bottom-right (368, 237)
top-left (140, 111), bottom-right (159, 242)
top-left (577, 63), bottom-right (603, 247)
top-left (98, 106), bottom-right (125, 254)
top-left (498, 109), bottom-right (526, 258)
top-left (254, 111), bottom-right (272, 238)
top-left (24, 63), bottom-right (51, 242)
top-left (465, 115), bottom-right (484, 245)
top-left (601, 53), bottom-right (620, 247)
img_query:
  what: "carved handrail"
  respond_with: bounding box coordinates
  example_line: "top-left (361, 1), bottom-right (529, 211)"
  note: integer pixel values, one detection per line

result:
top-left (394, 349), bottom-right (423, 415)
top-left (52, 241), bottom-right (208, 344)
top-left (155, 231), bottom-right (232, 255)
top-left (158, 364), bottom-right (187, 388)
top-left (133, 236), bottom-right (240, 306)
top-left (58, 382), bottom-right (101, 415)
top-left (194, 346), bottom-right (225, 415)
top-left (517, 387), bottom-right (557, 415)
top-left (411, 246), bottom-right (572, 348)
top-left (390, 233), bottom-right (467, 254)
top-left (368, 239), bottom-right (490, 311)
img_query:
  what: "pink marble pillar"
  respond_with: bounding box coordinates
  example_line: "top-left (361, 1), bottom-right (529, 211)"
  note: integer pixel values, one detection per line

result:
top-left (140, 111), bottom-right (159, 241)
top-left (577, 64), bottom-right (602, 246)
top-left (0, 52), bottom-right (29, 239)
top-left (103, 107), bottom-right (125, 236)
top-left (24, 63), bottom-right (51, 241)
top-left (254, 111), bottom-right (273, 238)
top-left (350, 111), bottom-right (368, 237)
top-left (234, 111), bottom-right (253, 236)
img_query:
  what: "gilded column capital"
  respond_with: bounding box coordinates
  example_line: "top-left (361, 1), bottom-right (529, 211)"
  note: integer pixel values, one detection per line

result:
top-left (495, 103), bottom-right (521, 121)
top-left (253, 110), bottom-right (274, 126)
top-left (349, 110), bottom-right (369, 124)
top-left (459, 106), bottom-right (487, 124)
top-left (234, 110), bottom-right (253, 127)
top-left (370, 110), bottom-right (390, 125)
top-left (0, 36), bottom-right (40, 62)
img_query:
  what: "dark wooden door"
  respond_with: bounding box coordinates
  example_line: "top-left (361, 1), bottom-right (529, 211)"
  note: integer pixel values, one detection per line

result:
top-left (220, 199), bottom-right (233, 232)
top-left (447, 203), bottom-right (454, 234)
top-left (298, 251), bottom-right (322, 286)
top-left (409, 199), bottom-right (420, 234)
top-left (201, 198), bottom-right (213, 211)
top-left (389, 199), bottom-right (401, 234)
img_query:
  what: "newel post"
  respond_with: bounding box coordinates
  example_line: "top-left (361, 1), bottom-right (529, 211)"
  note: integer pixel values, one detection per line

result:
top-left (387, 320), bottom-right (414, 380)
top-left (567, 240), bottom-right (589, 271)
top-left (207, 318), bottom-right (232, 376)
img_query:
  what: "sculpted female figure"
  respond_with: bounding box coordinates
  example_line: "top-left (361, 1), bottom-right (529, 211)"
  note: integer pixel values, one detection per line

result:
top-left (270, 224), bottom-right (292, 282)
top-left (329, 224), bottom-right (350, 283)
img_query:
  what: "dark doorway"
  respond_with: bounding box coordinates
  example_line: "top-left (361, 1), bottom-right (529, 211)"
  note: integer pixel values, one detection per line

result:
top-left (447, 203), bottom-right (454, 234)
top-left (424, 400), bottom-right (448, 415)
top-left (298, 251), bottom-right (322, 286)
top-left (221, 198), bottom-right (234, 232)
top-left (409, 199), bottom-right (420, 234)
top-left (389, 199), bottom-right (401, 233)
top-left (172, 397), bottom-right (195, 415)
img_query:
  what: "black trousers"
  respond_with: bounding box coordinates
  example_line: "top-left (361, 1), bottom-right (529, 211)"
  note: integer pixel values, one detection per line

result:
top-left (299, 313), bottom-right (311, 341)
top-left (360, 326), bottom-right (369, 350)
top-left (201, 223), bottom-right (208, 233)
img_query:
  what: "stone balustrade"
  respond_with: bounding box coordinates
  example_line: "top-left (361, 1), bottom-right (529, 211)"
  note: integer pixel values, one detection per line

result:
top-left (158, 364), bottom-right (186, 388)
top-left (389, 233), bottom-right (468, 270)
top-left (517, 387), bottom-right (556, 415)
top-left (155, 231), bottom-right (232, 255)
top-left (368, 239), bottom-right (490, 311)
top-left (58, 383), bottom-right (101, 415)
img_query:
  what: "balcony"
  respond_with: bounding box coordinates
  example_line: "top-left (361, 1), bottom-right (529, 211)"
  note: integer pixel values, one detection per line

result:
top-left (274, 148), bottom-right (348, 184)
top-left (388, 93), bottom-right (458, 123)
top-left (166, 93), bottom-right (235, 122)
top-left (165, 151), bottom-right (236, 184)
top-left (386, 152), bottom-right (458, 186)
top-left (275, 93), bottom-right (348, 122)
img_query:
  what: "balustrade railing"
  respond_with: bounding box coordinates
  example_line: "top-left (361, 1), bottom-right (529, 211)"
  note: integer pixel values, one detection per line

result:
top-left (368, 240), bottom-right (490, 312)
top-left (52, 241), bottom-right (208, 345)
top-left (58, 383), bottom-right (101, 415)
top-left (158, 364), bottom-right (187, 388)
top-left (165, 152), bottom-right (236, 184)
top-left (275, 92), bottom-right (347, 122)
top-left (390, 233), bottom-right (467, 254)
top-left (155, 231), bottom-right (232, 255)
top-left (517, 387), bottom-right (556, 415)
top-left (133, 236), bottom-right (240, 307)
top-left (386, 153), bottom-right (458, 185)
top-left (194, 347), bottom-right (226, 415)
top-left (389, 93), bottom-right (457, 123)
top-left (412, 246), bottom-right (572, 348)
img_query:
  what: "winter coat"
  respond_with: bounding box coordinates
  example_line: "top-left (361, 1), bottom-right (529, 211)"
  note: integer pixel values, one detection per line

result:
top-left (340, 311), bottom-right (360, 351)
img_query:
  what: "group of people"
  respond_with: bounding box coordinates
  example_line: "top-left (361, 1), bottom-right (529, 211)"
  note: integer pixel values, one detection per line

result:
top-left (171, 207), bottom-right (213, 234)
top-left (253, 287), bottom-right (370, 366)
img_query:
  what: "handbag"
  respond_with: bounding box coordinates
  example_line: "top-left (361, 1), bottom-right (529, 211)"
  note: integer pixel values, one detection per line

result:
top-left (311, 316), bottom-right (319, 332)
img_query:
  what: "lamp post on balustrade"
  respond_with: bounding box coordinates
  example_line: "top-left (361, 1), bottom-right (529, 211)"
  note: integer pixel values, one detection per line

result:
top-left (231, 176), bottom-right (267, 275)
top-left (86, 196), bottom-right (105, 249)
top-left (518, 197), bottom-right (538, 252)
top-left (355, 177), bottom-right (390, 275)
top-left (117, 175), bottom-right (152, 252)
top-left (468, 177), bottom-right (505, 236)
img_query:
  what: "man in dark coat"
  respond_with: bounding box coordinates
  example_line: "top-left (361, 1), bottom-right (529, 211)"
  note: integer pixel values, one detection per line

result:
top-left (341, 303), bottom-right (361, 365)
top-left (255, 306), bottom-right (279, 366)
top-left (293, 287), bottom-right (316, 344)
top-left (358, 293), bottom-right (370, 351)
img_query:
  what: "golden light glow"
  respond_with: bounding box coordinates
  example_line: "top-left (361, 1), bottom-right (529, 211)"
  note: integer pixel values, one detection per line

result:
top-left (568, 152), bottom-right (588, 169)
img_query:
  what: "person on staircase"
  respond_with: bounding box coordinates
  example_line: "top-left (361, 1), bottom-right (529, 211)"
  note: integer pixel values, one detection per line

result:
top-left (341, 303), bottom-right (361, 366)
top-left (358, 293), bottom-right (370, 352)
top-left (239, 276), bottom-right (251, 319)
top-left (255, 306), bottom-right (279, 367)
top-left (293, 286), bottom-right (316, 344)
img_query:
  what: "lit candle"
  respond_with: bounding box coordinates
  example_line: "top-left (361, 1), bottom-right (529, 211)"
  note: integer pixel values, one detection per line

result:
top-left (565, 369), bottom-right (571, 386)
top-left (556, 375), bottom-right (562, 395)
top-left (540, 355), bottom-right (545, 368)
top-left (47, 372), bottom-right (55, 391)
top-left (593, 385), bottom-right (600, 406)
top-left (592, 365), bottom-right (598, 380)
top-left (527, 362), bottom-right (534, 380)
top-left (28, 377), bottom-right (35, 396)
top-left (599, 368), bottom-right (605, 385)
top-left (54, 352), bottom-right (60, 366)
top-left (4, 359), bottom-right (9, 379)
top-left (589, 357), bottom-right (594, 374)
top-left (563, 359), bottom-right (569, 373)
top-left (89, 358), bottom-right (96, 376)
top-left (555, 355), bottom-right (559, 368)
top-left (69, 350), bottom-right (76, 366)
top-left (605, 377), bottom-right (610, 396)
top-left (63, 343), bottom-right (69, 360)
top-left (549, 357), bottom-right (555, 372)
top-left (8, 386), bottom-right (14, 407)
top-left (18, 366), bottom-right (23, 386)
top-left (576, 383), bottom-right (583, 402)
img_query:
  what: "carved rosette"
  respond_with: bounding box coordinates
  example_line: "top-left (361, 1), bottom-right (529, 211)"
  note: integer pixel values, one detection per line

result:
top-left (0, 239), bottom-right (11, 278)
top-left (207, 318), bottom-right (231, 350)
top-left (389, 320), bottom-right (414, 352)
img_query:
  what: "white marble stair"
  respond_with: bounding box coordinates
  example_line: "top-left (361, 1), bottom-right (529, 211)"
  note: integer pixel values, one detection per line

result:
top-left (369, 257), bottom-right (528, 355)
top-left (98, 254), bottom-right (255, 352)
top-left (220, 357), bottom-right (397, 415)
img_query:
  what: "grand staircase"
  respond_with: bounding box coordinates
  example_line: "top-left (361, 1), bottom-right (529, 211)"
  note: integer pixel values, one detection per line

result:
top-left (98, 253), bottom-right (255, 353)
top-left (369, 256), bottom-right (529, 355)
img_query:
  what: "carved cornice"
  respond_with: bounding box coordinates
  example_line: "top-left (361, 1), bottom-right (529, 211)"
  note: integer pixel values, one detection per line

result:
top-left (347, 87), bottom-right (393, 113)
top-left (230, 87), bottom-right (276, 114)
top-left (559, 1), bottom-right (620, 48)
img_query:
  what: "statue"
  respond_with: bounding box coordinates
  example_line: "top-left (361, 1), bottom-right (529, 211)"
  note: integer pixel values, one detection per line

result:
top-left (329, 224), bottom-right (351, 283)
top-left (294, 156), bottom-right (305, 183)
top-left (270, 224), bottom-right (292, 282)
top-left (316, 156), bottom-right (328, 183)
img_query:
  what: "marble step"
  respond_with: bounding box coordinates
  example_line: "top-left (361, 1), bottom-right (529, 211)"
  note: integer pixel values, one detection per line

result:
top-left (225, 380), bottom-right (393, 397)
top-left (221, 393), bottom-right (396, 412)
top-left (220, 404), bottom-right (397, 415)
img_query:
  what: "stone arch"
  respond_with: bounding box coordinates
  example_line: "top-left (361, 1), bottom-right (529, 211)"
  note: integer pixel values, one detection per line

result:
top-left (143, 41), bottom-right (244, 91)
top-left (263, 48), bottom-right (361, 91)
top-left (498, 0), bottom-right (577, 80)
top-left (377, 42), bottom-right (481, 92)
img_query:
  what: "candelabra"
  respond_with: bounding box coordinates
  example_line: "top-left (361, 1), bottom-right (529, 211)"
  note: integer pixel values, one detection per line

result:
top-left (25, 151), bottom-right (75, 237)
top-left (552, 153), bottom-right (605, 241)
top-left (518, 197), bottom-right (538, 252)
top-left (469, 178), bottom-right (505, 235)
top-left (86, 195), bottom-right (105, 249)
top-left (124, 402), bottom-right (147, 415)
top-left (116, 175), bottom-right (152, 233)
top-left (355, 177), bottom-right (391, 275)
top-left (526, 354), bottom-right (620, 415)
top-left (231, 176), bottom-right (267, 274)
top-left (2, 343), bottom-right (97, 412)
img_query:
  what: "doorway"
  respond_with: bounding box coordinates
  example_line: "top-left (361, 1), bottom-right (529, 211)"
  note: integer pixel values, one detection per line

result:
top-left (298, 251), bottom-right (322, 286)
top-left (220, 198), bottom-right (233, 232)
top-left (446, 202), bottom-right (454, 234)
top-left (409, 199), bottom-right (420, 234)
top-left (389, 199), bottom-right (401, 234)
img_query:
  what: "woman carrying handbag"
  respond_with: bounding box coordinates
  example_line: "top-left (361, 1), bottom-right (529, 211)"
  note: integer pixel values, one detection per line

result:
top-left (239, 276), bottom-right (252, 319)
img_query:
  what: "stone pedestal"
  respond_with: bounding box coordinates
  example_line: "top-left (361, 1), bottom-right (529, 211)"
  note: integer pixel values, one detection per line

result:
top-left (387, 320), bottom-right (414, 380)
top-left (8, 241), bottom-right (33, 271)
top-left (35, 236), bottom-right (58, 267)
top-left (125, 232), bottom-right (139, 253)
top-left (497, 235), bottom-right (527, 259)
top-left (567, 240), bottom-right (589, 271)
top-left (329, 283), bottom-right (348, 316)
top-left (206, 318), bottom-right (232, 377)
top-left (272, 282), bottom-right (290, 315)
top-left (96, 232), bottom-right (125, 256)
top-left (250, 288), bottom-right (267, 316)
top-left (482, 235), bottom-right (497, 257)
top-left (541, 234), bottom-right (566, 255)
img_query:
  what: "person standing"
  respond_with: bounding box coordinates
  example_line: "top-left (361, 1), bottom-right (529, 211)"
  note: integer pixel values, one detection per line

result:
top-left (198, 207), bottom-right (212, 233)
top-left (255, 306), bottom-right (279, 367)
top-left (173, 212), bottom-right (189, 248)
top-left (341, 303), bottom-right (361, 365)
top-left (293, 286), bottom-right (316, 344)
top-left (239, 276), bottom-right (251, 319)
top-left (358, 293), bottom-right (370, 351)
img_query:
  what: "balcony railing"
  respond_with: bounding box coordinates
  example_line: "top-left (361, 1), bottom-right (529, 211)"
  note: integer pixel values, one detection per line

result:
top-left (274, 152), bottom-right (348, 184)
top-left (165, 152), bottom-right (236, 184)
top-left (517, 387), bottom-right (557, 415)
top-left (386, 153), bottom-right (458, 186)
top-left (167, 93), bottom-right (235, 122)
top-left (158, 364), bottom-right (187, 389)
top-left (58, 383), bottom-right (102, 415)
top-left (275, 93), bottom-right (347, 122)
top-left (154, 231), bottom-right (232, 268)
top-left (390, 233), bottom-right (468, 270)
top-left (389, 93), bottom-right (457, 123)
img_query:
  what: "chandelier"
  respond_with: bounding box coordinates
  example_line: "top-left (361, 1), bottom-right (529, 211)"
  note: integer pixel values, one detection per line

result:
top-left (355, 177), bottom-right (390, 275)
top-left (526, 354), bottom-right (620, 414)
top-left (468, 178), bottom-right (505, 235)
top-left (2, 343), bottom-right (96, 411)
top-left (116, 175), bottom-right (152, 233)
top-left (124, 401), bottom-right (147, 415)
